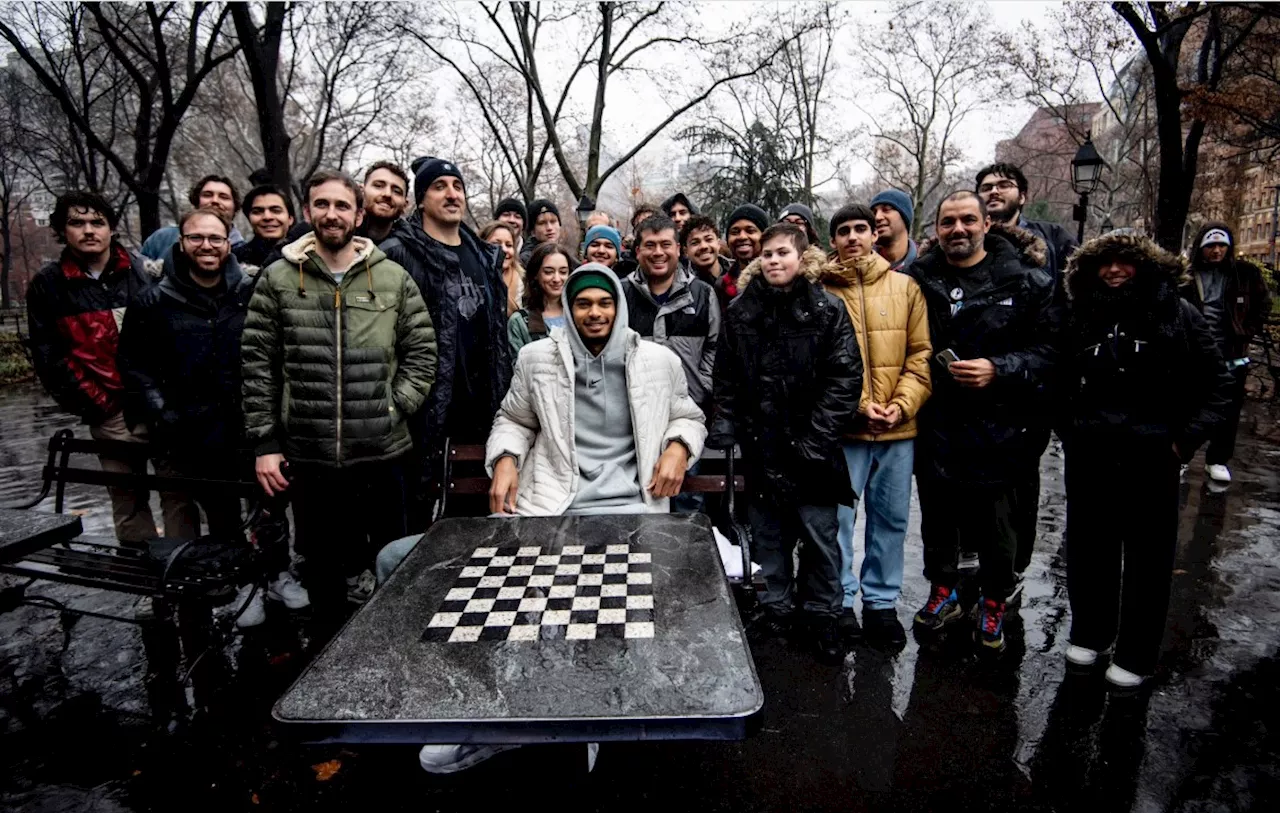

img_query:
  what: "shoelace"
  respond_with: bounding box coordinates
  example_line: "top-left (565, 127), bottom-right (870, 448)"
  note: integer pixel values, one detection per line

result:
top-left (925, 586), bottom-right (952, 613)
top-left (982, 600), bottom-right (1004, 634)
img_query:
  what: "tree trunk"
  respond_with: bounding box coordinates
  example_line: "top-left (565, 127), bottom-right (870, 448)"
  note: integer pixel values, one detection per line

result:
top-left (1, 205), bottom-right (11, 310)
top-left (232, 3), bottom-right (295, 203)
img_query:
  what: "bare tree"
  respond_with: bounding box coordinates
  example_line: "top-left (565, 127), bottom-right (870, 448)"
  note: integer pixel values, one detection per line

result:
top-left (405, 1), bottom-right (817, 201)
top-left (1111, 2), bottom-right (1265, 250)
top-left (0, 2), bottom-right (242, 237)
top-left (858, 0), bottom-right (1003, 237)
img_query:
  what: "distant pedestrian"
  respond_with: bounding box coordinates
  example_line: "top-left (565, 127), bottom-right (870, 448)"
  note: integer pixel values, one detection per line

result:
top-left (1180, 222), bottom-right (1271, 484)
top-left (26, 191), bottom-right (198, 547)
top-left (710, 222), bottom-right (862, 662)
top-left (507, 242), bottom-right (572, 356)
top-left (1059, 231), bottom-right (1233, 687)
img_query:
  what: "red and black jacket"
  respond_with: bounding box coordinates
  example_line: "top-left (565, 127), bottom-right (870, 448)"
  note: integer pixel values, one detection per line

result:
top-left (25, 243), bottom-right (160, 424)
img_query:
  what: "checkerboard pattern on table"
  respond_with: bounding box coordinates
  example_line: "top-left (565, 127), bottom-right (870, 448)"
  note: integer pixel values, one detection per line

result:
top-left (422, 543), bottom-right (655, 642)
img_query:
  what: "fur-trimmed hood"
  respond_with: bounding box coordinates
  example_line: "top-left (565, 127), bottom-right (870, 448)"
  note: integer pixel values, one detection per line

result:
top-left (1065, 232), bottom-right (1188, 302)
top-left (737, 245), bottom-right (827, 289)
top-left (916, 222), bottom-right (1048, 270)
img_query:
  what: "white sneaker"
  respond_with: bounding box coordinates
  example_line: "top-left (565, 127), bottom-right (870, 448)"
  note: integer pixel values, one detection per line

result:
top-left (347, 569), bottom-right (376, 604)
top-left (233, 583), bottom-right (266, 628)
top-left (267, 571), bottom-right (311, 609)
top-left (958, 551), bottom-right (980, 572)
top-left (1065, 644), bottom-right (1098, 666)
top-left (1105, 663), bottom-right (1146, 688)
top-left (1206, 464), bottom-right (1231, 483)
top-left (418, 743), bottom-right (518, 774)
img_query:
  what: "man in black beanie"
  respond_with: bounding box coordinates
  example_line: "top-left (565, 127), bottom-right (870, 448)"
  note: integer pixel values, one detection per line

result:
top-left (520, 198), bottom-right (562, 265)
top-left (714, 203), bottom-right (769, 313)
top-left (778, 203), bottom-right (821, 247)
top-left (382, 158), bottom-right (514, 521)
top-left (494, 197), bottom-right (526, 255)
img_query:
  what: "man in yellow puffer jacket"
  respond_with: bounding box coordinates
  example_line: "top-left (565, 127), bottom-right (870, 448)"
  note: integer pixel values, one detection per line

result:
top-left (819, 203), bottom-right (932, 648)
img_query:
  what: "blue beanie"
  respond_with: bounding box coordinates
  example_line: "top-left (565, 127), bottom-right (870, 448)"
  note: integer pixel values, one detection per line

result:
top-left (870, 189), bottom-right (914, 231)
top-left (583, 224), bottom-right (622, 256)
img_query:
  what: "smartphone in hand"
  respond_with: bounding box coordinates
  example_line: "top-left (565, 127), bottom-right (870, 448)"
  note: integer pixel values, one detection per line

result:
top-left (935, 348), bottom-right (959, 367)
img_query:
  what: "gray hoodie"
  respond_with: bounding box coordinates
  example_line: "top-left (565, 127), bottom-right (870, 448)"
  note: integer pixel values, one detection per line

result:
top-left (562, 264), bottom-right (644, 513)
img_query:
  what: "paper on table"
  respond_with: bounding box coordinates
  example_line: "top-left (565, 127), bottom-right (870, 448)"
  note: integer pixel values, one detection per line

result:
top-left (712, 526), bottom-right (760, 580)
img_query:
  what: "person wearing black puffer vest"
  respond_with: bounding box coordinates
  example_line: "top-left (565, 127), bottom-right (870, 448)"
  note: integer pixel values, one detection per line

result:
top-left (1058, 231), bottom-right (1233, 688)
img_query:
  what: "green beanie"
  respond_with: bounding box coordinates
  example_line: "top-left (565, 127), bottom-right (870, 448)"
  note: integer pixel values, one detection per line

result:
top-left (566, 269), bottom-right (616, 301)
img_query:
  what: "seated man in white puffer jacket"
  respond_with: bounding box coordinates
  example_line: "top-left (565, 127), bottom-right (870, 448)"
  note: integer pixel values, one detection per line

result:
top-left (486, 262), bottom-right (706, 516)
top-left (382, 263), bottom-right (706, 775)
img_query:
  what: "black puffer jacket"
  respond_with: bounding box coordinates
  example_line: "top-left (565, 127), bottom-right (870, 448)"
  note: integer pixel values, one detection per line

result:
top-left (907, 226), bottom-right (1062, 485)
top-left (1059, 233), bottom-right (1233, 458)
top-left (709, 273), bottom-right (862, 506)
top-left (118, 253), bottom-right (257, 457)
top-left (381, 215), bottom-right (513, 444)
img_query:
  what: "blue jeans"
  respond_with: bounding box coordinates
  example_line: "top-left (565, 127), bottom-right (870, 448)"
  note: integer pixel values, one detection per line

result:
top-left (837, 439), bottom-right (913, 610)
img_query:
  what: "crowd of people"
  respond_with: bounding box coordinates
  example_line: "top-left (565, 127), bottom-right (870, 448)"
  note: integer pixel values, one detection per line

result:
top-left (24, 156), bottom-right (1269, 727)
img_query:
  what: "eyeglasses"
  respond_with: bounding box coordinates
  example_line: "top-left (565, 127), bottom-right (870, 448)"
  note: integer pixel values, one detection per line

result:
top-left (978, 179), bottom-right (1019, 194)
top-left (181, 234), bottom-right (227, 247)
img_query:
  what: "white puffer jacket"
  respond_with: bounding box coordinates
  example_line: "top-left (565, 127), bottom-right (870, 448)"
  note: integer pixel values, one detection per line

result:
top-left (485, 266), bottom-right (707, 516)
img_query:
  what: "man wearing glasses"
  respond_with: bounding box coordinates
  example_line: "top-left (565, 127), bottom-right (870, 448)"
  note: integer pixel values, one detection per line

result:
top-left (973, 163), bottom-right (1076, 597)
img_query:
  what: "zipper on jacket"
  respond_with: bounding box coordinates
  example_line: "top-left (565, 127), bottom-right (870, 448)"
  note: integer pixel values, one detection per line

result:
top-left (857, 270), bottom-right (877, 435)
top-left (335, 287), bottom-right (343, 463)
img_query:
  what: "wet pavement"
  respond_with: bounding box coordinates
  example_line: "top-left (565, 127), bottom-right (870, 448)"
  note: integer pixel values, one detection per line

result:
top-left (2, 378), bottom-right (1278, 812)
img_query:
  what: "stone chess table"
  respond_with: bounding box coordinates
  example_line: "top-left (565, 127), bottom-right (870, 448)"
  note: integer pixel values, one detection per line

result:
top-left (0, 507), bottom-right (83, 565)
top-left (273, 513), bottom-right (764, 744)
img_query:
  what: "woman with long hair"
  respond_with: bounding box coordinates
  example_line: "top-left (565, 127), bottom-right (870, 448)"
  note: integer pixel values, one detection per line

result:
top-left (481, 221), bottom-right (524, 317)
top-left (507, 242), bottom-right (572, 355)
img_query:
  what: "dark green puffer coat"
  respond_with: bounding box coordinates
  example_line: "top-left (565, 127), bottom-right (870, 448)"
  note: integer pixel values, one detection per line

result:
top-left (241, 233), bottom-right (438, 466)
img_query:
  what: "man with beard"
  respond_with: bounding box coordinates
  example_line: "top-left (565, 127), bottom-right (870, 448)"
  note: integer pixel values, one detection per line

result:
top-left (242, 169), bottom-right (438, 617)
top-left (382, 158), bottom-right (512, 518)
top-left (622, 214), bottom-right (719, 512)
top-left (681, 214), bottom-right (731, 287)
top-left (714, 203), bottom-right (769, 313)
top-left (141, 175), bottom-right (246, 260)
top-left (906, 191), bottom-right (1059, 653)
top-left (359, 161), bottom-right (411, 245)
top-left (121, 208), bottom-right (304, 626)
top-left (233, 184), bottom-right (297, 268)
top-left (27, 191), bottom-right (196, 547)
top-left (870, 189), bottom-right (917, 272)
top-left (973, 164), bottom-right (1076, 580)
top-left (1180, 221), bottom-right (1271, 483)
top-left (519, 198), bottom-right (562, 266)
top-left (975, 163), bottom-right (1077, 279)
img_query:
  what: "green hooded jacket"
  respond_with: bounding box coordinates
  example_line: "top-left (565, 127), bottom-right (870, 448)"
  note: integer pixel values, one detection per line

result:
top-left (242, 233), bottom-right (438, 466)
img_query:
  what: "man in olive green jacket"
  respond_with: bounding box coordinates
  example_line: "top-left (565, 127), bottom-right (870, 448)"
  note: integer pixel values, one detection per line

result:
top-left (242, 169), bottom-right (437, 614)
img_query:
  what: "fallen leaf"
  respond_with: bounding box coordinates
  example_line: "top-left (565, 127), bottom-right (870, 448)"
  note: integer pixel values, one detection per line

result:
top-left (1172, 569), bottom-right (1188, 576)
top-left (312, 760), bottom-right (342, 781)
top-left (251, 793), bottom-right (260, 805)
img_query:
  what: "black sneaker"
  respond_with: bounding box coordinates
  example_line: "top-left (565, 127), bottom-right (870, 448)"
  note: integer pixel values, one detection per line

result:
top-left (747, 606), bottom-right (794, 638)
top-left (838, 607), bottom-right (862, 644)
top-left (812, 615), bottom-right (843, 663)
top-left (862, 608), bottom-right (907, 649)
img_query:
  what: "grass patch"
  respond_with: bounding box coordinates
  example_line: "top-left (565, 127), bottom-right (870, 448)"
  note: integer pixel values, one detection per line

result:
top-left (0, 332), bottom-right (33, 385)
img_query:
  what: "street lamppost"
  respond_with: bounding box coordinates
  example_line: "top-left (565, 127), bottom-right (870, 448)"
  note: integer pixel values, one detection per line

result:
top-left (1071, 136), bottom-right (1106, 245)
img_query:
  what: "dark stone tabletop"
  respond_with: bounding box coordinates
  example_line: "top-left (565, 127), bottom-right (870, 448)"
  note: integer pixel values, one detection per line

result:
top-left (0, 507), bottom-right (83, 564)
top-left (274, 513), bottom-right (763, 743)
